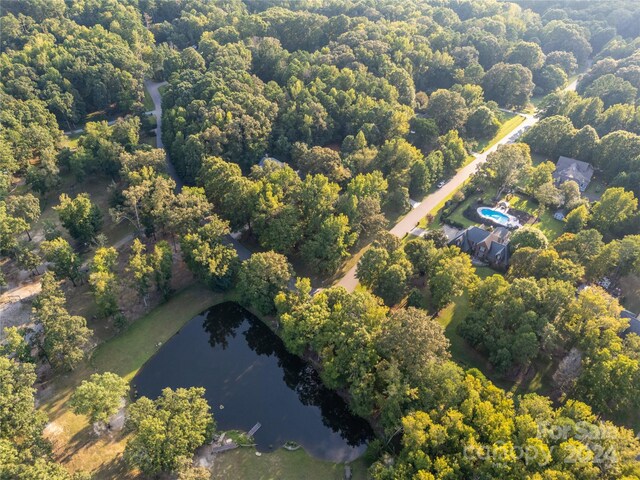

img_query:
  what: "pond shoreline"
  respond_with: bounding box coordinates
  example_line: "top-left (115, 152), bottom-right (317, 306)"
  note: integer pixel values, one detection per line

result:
top-left (37, 285), bottom-right (376, 478)
top-left (236, 300), bottom-right (385, 439)
top-left (132, 300), bottom-right (374, 462)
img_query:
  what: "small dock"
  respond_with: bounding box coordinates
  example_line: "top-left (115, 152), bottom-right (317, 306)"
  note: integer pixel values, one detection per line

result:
top-left (248, 422), bottom-right (261, 437)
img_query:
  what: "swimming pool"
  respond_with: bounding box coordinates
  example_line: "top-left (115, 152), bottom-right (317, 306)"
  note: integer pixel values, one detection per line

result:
top-left (477, 207), bottom-right (519, 227)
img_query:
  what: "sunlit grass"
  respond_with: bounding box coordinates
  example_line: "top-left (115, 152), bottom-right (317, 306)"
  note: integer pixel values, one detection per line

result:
top-left (508, 194), bottom-right (564, 240)
top-left (475, 113), bottom-right (526, 153)
top-left (211, 448), bottom-right (369, 480)
top-left (41, 283), bottom-right (226, 478)
top-left (142, 84), bottom-right (155, 111)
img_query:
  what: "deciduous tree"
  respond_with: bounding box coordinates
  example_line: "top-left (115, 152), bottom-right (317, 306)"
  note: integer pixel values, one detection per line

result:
top-left (565, 204), bottom-right (590, 232)
top-left (482, 62), bottom-right (534, 108)
top-left (180, 216), bottom-right (238, 289)
top-left (152, 241), bottom-right (173, 299)
top-left (55, 193), bottom-right (103, 244)
top-left (301, 214), bottom-right (356, 275)
top-left (70, 372), bottom-right (128, 425)
top-left (0, 202), bottom-right (28, 254)
top-left (5, 193), bottom-right (40, 240)
top-left (425, 89), bottom-right (468, 133)
top-left (126, 239), bottom-right (153, 306)
top-left (430, 252), bottom-right (478, 310)
top-left (237, 252), bottom-right (293, 314)
top-left (41, 238), bottom-right (81, 286)
top-left (89, 247), bottom-right (119, 317)
top-left (125, 387), bottom-right (215, 476)
top-left (590, 187), bottom-right (638, 234)
top-left (509, 226), bottom-right (549, 251)
top-left (474, 143), bottom-right (532, 197)
top-left (33, 272), bottom-right (91, 370)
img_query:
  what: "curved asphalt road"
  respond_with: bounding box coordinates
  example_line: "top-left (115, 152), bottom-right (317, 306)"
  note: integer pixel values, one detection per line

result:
top-left (144, 80), bottom-right (251, 260)
top-left (144, 80), bottom-right (183, 190)
top-left (65, 76), bottom-right (583, 276)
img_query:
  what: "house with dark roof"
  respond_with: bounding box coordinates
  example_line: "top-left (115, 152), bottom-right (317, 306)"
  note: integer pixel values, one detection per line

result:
top-left (622, 310), bottom-right (640, 338)
top-left (552, 156), bottom-right (594, 192)
top-left (449, 226), bottom-right (511, 270)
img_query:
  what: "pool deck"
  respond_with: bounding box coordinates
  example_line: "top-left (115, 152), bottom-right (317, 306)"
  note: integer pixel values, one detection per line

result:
top-left (477, 206), bottom-right (521, 228)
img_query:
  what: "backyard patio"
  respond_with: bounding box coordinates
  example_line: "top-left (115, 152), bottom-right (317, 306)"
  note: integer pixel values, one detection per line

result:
top-left (431, 187), bottom-right (564, 242)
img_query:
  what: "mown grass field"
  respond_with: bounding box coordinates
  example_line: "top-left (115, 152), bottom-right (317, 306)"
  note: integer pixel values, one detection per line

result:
top-left (211, 448), bottom-right (369, 480)
top-left (508, 194), bottom-right (564, 240)
top-left (475, 112), bottom-right (526, 153)
top-left (41, 284), bottom-right (223, 478)
top-left (41, 283), bottom-right (369, 479)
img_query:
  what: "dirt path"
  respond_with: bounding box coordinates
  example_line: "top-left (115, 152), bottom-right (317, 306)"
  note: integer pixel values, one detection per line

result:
top-left (0, 280), bottom-right (42, 335)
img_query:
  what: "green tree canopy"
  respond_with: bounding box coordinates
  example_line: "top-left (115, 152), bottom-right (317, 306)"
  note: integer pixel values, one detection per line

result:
top-left (237, 251), bottom-right (293, 314)
top-left (125, 387), bottom-right (215, 476)
top-left (509, 226), bottom-right (549, 251)
top-left (70, 372), bottom-right (128, 425)
top-left (54, 193), bottom-right (103, 244)
top-left (180, 215), bottom-right (238, 289)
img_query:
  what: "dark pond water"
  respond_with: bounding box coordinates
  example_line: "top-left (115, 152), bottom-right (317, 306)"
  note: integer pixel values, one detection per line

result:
top-left (132, 302), bottom-right (373, 462)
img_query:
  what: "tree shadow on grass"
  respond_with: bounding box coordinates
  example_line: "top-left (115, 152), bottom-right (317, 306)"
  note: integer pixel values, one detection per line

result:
top-left (56, 423), bottom-right (97, 463)
top-left (92, 453), bottom-right (137, 480)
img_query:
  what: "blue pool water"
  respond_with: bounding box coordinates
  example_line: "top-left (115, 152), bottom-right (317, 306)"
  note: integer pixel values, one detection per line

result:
top-left (478, 207), bottom-right (511, 225)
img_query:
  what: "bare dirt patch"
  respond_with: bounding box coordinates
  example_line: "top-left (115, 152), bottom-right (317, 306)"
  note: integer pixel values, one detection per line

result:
top-left (0, 277), bottom-right (42, 335)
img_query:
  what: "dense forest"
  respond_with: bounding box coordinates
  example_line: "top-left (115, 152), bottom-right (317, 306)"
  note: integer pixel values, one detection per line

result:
top-left (2, 0), bottom-right (640, 479)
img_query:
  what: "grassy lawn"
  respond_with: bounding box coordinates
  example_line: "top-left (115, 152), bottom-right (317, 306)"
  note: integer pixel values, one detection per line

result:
top-left (437, 293), bottom-right (485, 371)
top-left (475, 265), bottom-right (499, 279)
top-left (523, 358), bottom-right (556, 397)
top-left (436, 292), bottom-right (554, 395)
top-left (211, 448), bottom-right (369, 480)
top-left (41, 284), bottom-right (227, 478)
top-left (142, 84), bottom-right (154, 111)
top-left (423, 186), bottom-right (499, 231)
top-left (508, 194), bottom-right (564, 240)
top-left (475, 112), bottom-right (526, 153)
top-left (61, 132), bottom-right (82, 149)
top-left (583, 176), bottom-right (606, 202)
top-left (435, 292), bottom-right (511, 390)
top-left (41, 284), bottom-right (369, 479)
top-left (534, 211), bottom-right (564, 240)
top-left (418, 181), bottom-right (474, 229)
top-left (446, 195), bottom-right (478, 229)
top-left (417, 185), bottom-right (563, 245)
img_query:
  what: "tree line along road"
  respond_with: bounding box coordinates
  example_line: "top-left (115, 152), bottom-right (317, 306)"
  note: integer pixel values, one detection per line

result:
top-left (335, 76), bottom-right (581, 292)
top-left (142, 76), bottom-right (582, 291)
